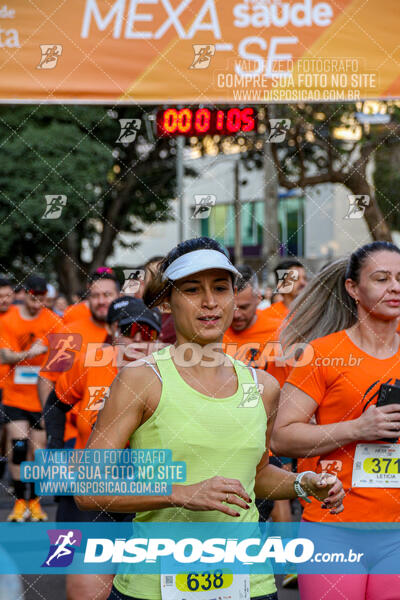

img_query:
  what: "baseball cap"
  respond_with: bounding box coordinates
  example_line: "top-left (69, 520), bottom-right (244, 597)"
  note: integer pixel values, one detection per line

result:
top-left (107, 296), bottom-right (162, 333)
top-left (24, 275), bottom-right (47, 294)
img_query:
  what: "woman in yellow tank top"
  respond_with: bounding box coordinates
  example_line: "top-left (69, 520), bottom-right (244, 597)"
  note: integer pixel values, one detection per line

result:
top-left (76, 237), bottom-right (345, 600)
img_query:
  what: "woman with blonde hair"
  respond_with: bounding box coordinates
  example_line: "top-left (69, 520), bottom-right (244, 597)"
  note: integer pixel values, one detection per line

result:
top-left (273, 241), bottom-right (400, 599)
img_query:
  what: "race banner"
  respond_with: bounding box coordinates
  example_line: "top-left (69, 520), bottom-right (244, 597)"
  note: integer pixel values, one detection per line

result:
top-left (1, 0), bottom-right (400, 103)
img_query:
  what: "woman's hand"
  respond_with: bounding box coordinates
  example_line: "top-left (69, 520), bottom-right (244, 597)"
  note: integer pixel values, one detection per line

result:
top-left (354, 404), bottom-right (400, 441)
top-left (302, 472), bottom-right (345, 514)
top-left (172, 476), bottom-right (252, 517)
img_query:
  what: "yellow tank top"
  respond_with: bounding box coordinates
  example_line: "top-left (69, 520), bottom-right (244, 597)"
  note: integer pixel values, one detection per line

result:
top-left (113, 346), bottom-right (276, 598)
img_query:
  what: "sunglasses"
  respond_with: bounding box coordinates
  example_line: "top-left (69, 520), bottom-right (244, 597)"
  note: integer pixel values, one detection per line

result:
top-left (119, 322), bottom-right (158, 341)
top-left (95, 267), bottom-right (115, 275)
top-left (27, 290), bottom-right (46, 297)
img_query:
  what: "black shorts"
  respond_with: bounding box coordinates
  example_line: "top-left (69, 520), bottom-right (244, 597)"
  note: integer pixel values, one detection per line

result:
top-left (1, 405), bottom-right (43, 430)
top-left (56, 495), bottom-right (135, 523)
top-left (107, 586), bottom-right (278, 600)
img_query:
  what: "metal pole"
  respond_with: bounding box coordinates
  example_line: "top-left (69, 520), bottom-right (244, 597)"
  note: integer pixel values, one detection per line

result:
top-left (234, 159), bottom-right (243, 265)
top-left (263, 108), bottom-right (279, 272)
top-left (176, 136), bottom-right (184, 243)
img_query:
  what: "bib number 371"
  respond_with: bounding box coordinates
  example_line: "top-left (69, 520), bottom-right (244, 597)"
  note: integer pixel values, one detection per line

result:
top-left (352, 443), bottom-right (400, 487)
top-left (161, 571), bottom-right (250, 600)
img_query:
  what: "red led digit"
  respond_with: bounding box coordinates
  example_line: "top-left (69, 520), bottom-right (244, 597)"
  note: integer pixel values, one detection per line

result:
top-left (178, 108), bottom-right (192, 133)
top-left (163, 108), bottom-right (178, 133)
top-left (226, 108), bottom-right (241, 133)
top-left (241, 107), bottom-right (255, 131)
top-left (216, 110), bottom-right (224, 131)
top-left (194, 108), bottom-right (211, 133)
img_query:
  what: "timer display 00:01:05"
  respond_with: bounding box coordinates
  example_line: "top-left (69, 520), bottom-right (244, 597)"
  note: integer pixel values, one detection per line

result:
top-left (156, 107), bottom-right (258, 137)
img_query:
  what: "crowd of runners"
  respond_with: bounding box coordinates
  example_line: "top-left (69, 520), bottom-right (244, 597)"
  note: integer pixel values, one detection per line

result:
top-left (0, 236), bottom-right (400, 600)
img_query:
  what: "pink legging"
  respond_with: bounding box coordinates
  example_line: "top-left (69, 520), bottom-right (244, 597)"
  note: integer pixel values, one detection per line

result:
top-left (298, 574), bottom-right (400, 600)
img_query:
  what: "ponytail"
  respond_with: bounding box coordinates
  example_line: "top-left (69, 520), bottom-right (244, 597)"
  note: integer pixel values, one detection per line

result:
top-left (280, 258), bottom-right (356, 350)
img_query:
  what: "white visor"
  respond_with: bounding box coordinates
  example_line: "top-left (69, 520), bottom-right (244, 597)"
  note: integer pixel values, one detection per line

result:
top-left (162, 249), bottom-right (240, 282)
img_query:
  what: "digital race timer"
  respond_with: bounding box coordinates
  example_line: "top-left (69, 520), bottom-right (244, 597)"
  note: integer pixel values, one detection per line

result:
top-left (156, 107), bottom-right (258, 137)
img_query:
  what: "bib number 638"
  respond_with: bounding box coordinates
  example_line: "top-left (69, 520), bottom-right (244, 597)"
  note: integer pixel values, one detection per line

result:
top-left (176, 570), bottom-right (231, 592)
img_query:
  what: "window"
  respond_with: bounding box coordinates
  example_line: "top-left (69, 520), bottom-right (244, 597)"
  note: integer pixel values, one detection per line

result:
top-left (201, 196), bottom-right (304, 256)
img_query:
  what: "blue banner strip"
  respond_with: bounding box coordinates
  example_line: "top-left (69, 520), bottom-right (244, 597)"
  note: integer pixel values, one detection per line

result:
top-left (0, 522), bottom-right (400, 575)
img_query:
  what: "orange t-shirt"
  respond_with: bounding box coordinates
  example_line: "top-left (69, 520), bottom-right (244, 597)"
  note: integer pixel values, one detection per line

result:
top-left (63, 302), bottom-right (90, 325)
top-left (286, 328), bottom-right (400, 522)
top-left (40, 317), bottom-right (108, 383)
top-left (40, 316), bottom-right (108, 443)
top-left (223, 309), bottom-right (284, 368)
top-left (260, 302), bottom-right (290, 386)
top-left (260, 301), bottom-right (289, 321)
top-left (56, 346), bottom-right (117, 449)
top-left (0, 305), bottom-right (18, 389)
top-left (1, 307), bottom-right (63, 411)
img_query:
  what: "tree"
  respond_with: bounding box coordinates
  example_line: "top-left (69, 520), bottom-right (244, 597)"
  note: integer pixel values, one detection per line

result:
top-left (0, 105), bottom-right (176, 296)
top-left (374, 141), bottom-right (400, 233)
top-left (266, 102), bottom-right (400, 242)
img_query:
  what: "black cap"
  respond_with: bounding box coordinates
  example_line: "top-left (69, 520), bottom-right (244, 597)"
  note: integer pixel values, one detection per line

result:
top-left (24, 275), bottom-right (47, 294)
top-left (107, 296), bottom-right (162, 333)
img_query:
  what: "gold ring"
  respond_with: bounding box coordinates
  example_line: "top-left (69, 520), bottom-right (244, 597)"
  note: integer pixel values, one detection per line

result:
top-left (225, 494), bottom-right (229, 503)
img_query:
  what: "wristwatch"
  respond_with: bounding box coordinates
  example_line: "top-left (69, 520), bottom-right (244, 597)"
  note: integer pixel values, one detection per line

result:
top-left (294, 471), bottom-right (314, 504)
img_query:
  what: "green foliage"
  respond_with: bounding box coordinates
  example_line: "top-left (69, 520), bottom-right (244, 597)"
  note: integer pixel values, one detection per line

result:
top-left (374, 143), bottom-right (400, 231)
top-left (0, 105), bottom-right (175, 286)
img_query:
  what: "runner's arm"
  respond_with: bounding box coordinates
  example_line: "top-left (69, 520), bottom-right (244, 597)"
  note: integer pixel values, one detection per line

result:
top-left (75, 364), bottom-right (180, 512)
top-left (270, 382), bottom-right (400, 457)
top-left (254, 372), bottom-right (344, 511)
top-left (75, 365), bottom-right (252, 517)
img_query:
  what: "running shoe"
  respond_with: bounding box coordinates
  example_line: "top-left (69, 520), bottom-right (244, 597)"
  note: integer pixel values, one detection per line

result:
top-left (7, 499), bottom-right (28, 522)
top-left (282, 573), bottom-right (298, 588)
top-left (28, 498), bottom-right (48, 522)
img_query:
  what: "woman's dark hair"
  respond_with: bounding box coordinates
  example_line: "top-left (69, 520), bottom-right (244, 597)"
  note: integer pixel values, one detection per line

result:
top-left (345, 241), bottom-right (400, 282)
top-left (281, 241), bottom-right (400, 349)
top-left (143, 237), bottom-right (231, 308)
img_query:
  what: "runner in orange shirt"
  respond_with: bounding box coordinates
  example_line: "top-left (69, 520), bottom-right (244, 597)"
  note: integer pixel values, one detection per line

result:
top-left (262, 258), bottom-right (307, 320)
top-left (43, 296), bottom-right (162, 600)
top-left (0, 277), bottom-right (16, 479)
top-left (223, 265), bottom-right (281, 367)
top-left (38, 269), bottom-right (120, 446)
top-left (0, 275), bottom-right (63, 522)
top-left (62, 300), bottom-right (90, 325)
top-left (62, 267), bottom-right (116, 324)
top-left (272, 242), bottom-right (400, 600)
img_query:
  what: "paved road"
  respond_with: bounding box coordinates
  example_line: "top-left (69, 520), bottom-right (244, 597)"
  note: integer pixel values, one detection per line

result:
top-left (0, 492), bottom-right (300, 600)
